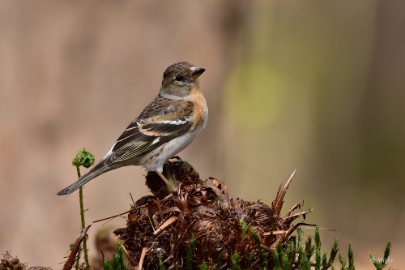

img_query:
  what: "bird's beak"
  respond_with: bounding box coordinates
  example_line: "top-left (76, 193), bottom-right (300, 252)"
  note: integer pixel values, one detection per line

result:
top-left (190, 66), bottom-right (205, 79)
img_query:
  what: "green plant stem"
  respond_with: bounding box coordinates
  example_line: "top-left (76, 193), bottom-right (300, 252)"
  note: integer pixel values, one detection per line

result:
top-left (77, 166), bottom-right (90, 269)
top-left (75, 244), bottom-right (81, 270)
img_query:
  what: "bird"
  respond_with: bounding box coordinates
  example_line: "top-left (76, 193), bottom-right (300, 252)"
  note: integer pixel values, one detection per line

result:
top-left (57, 62), bottom-right (208, 195)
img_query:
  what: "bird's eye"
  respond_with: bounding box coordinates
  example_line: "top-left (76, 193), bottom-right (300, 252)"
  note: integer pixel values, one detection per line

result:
top-left (175, 75), bottom-right (185, 82)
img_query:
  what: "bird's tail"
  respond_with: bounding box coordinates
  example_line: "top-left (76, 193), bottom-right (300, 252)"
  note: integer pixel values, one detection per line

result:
top-left (57, 162), bottom-right (113, 195)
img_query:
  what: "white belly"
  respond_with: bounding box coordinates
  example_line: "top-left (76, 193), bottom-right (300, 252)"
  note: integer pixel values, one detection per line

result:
top-left (142, 107), bottom-right (208, 172)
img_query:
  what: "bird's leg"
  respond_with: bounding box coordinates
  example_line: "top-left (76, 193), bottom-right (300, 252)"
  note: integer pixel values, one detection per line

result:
top-left (156, 170), bottom-right (175, 191)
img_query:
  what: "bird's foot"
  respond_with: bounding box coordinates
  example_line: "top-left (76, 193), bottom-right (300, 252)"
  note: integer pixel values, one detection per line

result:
top-left (156, 170), bottom-right (175, 191)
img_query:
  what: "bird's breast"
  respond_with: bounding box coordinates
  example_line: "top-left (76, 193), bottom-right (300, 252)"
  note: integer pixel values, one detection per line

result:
top-left (186, 89), bottom-right (208, 129)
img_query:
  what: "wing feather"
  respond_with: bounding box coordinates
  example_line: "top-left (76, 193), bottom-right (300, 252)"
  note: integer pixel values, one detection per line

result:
top-left (103, 96), bottom-right (194, 166)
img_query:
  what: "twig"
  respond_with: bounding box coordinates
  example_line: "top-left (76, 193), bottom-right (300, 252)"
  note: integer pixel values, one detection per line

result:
top-left (138, 247), bottom-right (149, 270)
top-left (263, 230), bottom-right (286, 236)
top-left (270, 222), bottom-right (315, 250)
top-left (154, 216), bottom-right (178, 235)
top-left (63, 225), bottom-right (92, 270)
top-left (129, 192), bottom-right (135, 205)
top-left (92, 206), bottom-right (146, 224)
top-left (272, 169), bottom-right (296, 217)
top-left (281, 209), bottom-right (313, 223)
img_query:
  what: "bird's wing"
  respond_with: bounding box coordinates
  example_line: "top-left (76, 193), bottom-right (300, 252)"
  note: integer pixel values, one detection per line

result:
top-left (104, 96), bottom-right (195, 165)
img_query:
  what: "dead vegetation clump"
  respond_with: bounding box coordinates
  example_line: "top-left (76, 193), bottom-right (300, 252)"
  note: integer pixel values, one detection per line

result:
top-left (114, 159), bottom-right (310, 269)
top-left (0, 252), bottom-right (26, 270)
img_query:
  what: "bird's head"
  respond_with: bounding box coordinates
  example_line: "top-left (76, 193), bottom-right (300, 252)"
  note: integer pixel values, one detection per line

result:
top-left (160, 62), bottom-right (205, 99)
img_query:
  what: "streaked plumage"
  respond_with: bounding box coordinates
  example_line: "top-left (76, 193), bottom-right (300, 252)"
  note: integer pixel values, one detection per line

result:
top-left (57, 62), bottom-right (207, 195)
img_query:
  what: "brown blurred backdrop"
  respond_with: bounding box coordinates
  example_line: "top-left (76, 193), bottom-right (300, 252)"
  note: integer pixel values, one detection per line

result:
top-left (1, 0), bottom-right (404, 268)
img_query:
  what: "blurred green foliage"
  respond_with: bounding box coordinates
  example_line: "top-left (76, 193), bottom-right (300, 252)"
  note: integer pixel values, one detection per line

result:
top-left (225, 64), bottom-right (286, 129)
top-left (222, 3), bottom-right (405, 261)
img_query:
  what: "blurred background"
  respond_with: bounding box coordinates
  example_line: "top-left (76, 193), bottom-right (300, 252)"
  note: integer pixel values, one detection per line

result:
top-left (1, 0), bottom-right (404, 268)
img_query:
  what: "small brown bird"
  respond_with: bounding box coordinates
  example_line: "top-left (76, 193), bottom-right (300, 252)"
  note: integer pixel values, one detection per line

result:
top-left (57, 62), bottom-right (208, 195)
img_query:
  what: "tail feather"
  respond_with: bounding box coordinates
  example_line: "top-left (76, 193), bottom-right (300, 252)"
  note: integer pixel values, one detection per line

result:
top-left (57, 163), bottom-right (112, 195)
